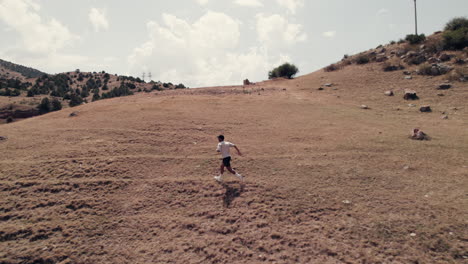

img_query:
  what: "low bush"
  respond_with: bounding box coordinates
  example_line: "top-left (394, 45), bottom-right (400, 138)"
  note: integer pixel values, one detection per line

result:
top-left (405, 34), bottom-right (426, 45)
top-left (383, 60), bottom-right (405, 72)
top-left (355, 55), bottom-right (370, 64)
top-left (445, 17), bottom-right (468, 31)
top-left (443, 28), bottom-right (468, 50)
top-left (38, 97), bottom-right (51, 114)
top-left (324, 63), bottom-right (341, 72)
top-left (268, 63), bottom-right (299, 79)
top-left (69, 94), bottom-right (84, 107)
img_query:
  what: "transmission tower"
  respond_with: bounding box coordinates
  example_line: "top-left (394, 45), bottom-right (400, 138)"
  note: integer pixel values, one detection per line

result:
top-left (148, 72), bottom-right (152, 82)
top-left (142, 72), bottom-right (146, 82)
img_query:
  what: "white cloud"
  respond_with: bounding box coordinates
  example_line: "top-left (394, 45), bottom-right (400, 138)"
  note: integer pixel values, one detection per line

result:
top-left (234, 0), bottom-right (263, 7)
top-left (256, 13), bottom-right (307, 50)
top-left (322, 31), bottom-right (336, 38)
top-left (0, 0), bottom-right (78, 54)
top-left (195, 0), bottom-right (209, 6)
top-left (128, 11), bottom-right (291, 87)
top-left (89, 8), bottom-right (109, 32)
top-left (276, 0), bottom-right (304, 14)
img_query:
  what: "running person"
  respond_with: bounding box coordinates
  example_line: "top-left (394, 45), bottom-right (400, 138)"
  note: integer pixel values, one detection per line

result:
top-left (214, 135), bottom-right (244, 182)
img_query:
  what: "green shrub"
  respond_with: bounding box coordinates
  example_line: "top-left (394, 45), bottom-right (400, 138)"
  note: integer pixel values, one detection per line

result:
top-left (443, 28), bottom-right (468, 50)
top-left (445, 17), bottom-right (468, 31)
top-left (38, 97), bottom-right (51, 114)
top-left (92, 92), bottom-right (101, 101)
top-left (405, 34), bottom-right (426, 45)
top-left (324, 63), bottom-right (341, 72)
top-left (69, 94), bottom-right (83, 107)
top-left (355, 55), bottom-right (370, 65)
top-left (268, 63), bottom-right (299, 79)
top-left (51, 98), bottom-right (62, 111)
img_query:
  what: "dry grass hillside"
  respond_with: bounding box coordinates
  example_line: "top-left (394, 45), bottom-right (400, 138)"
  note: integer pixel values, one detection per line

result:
top-left (0, 57), bottom-right (467, 263)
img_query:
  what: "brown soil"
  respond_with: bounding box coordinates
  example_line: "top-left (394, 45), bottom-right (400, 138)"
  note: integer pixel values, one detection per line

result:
top-left (0, 63), bottom-right (467, 263)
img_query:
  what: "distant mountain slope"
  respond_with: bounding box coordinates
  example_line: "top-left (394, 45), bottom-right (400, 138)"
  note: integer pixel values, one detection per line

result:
top-left (0, 59), bottom-right (46, 78)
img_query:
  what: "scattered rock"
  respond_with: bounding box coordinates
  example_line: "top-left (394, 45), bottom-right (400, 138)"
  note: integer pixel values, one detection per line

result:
top-left (451, 107), bottom-right (458, 111)
top-left (324, 83), bottom-right (333, 87)
top-left (438, 83), bottom-right (452, 90)
top-left (427, 57), bottom-right (440, 64)
top-left (404, 90), bottom-right (419, 100)
top-left (441, 115), bottom-right (449, 120)
top-left (403, 71), bottom-right (412, 75)
top-left (318, 87), bottom-right (324, 91)
top-left (405, 76), bottom-right (413, 80)
top-left (384, 91), bottom-right (394, 96)
top-left (437, 93), bottom-right (445, 96)
top-left (403, 165), bottom-right (411, 170)
top-left (411, 128), bottom-right (429, 140)
top-left (332, 87), bottom-right (338, 90)
top-left (419, 105), bottom-right (432, 112)
top-left (342, 200), bottom-right (351, 204)
top-left (376, 55), bottom-right (388, 62)
top-left (408, 104), bottom-right (416, 107)
top-left (69, 112), bottom-right (79, 117)
top-left (0, 136), bottom-right (7, 141)
top-left (427, 63), bottom-right (453, 76)
top-left (410, 233), bottom-right (417, 237)
top-left (360, 105), bottom-right (369, 109)
top-left (439, 53), bottom-right (452, 62)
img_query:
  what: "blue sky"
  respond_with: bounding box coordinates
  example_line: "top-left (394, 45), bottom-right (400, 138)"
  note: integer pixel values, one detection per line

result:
top-left (0, 0), bottom-right (467, 87)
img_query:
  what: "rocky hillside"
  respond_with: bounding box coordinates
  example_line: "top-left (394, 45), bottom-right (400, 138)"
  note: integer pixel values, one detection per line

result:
top-left (0, 66), bottom-right (187, 123)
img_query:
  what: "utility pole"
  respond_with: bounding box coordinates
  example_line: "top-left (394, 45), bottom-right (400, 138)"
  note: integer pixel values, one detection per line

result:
top-left (142, 72), bottom-right (146, 82)
top-left (148, 72), bottom-right (152, 82)
top-left (414, 0), bottom-right (418, 35)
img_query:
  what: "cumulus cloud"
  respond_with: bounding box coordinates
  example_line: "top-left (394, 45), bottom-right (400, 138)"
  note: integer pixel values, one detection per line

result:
top-left (89, 8), bottom-right (109, 32)
top-left (128, 11), bottom-right (292, 87)
top-left (0, 0), bottom-right (78, 54)
top-left (322, 31), bottom-right (336, 38)
top-left (234, 0), bottom-right (263, 7)
top-left (256, 13), bottom-right (307, 50)
top-left (276, 0), bottom-right (304, 14)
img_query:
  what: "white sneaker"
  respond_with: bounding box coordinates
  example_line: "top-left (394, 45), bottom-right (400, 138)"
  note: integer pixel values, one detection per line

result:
top-left (214, 175), bottom-right (223, 182)
top-left (235, 173), bottom-right (244, 181)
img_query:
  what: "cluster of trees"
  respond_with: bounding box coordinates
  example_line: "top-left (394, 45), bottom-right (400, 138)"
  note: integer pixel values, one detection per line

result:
top-left (0, 77), bottom-right (32, 96)
top-left (38, 97), bottom-right (62, 114)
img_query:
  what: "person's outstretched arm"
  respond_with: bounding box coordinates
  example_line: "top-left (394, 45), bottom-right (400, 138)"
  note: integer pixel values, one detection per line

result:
top-left (234, 146), bottom-right (242, 156)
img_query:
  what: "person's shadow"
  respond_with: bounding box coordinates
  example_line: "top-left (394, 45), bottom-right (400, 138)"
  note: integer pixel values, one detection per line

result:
top-left (219, 182), bottom-right (245, 208)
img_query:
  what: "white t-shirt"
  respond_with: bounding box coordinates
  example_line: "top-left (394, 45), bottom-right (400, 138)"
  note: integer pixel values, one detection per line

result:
top-left (217, 141), bottom-right (235, 158)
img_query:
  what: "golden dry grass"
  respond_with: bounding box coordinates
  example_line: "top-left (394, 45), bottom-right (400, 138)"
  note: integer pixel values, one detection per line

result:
top-left (0, 63), bottom-right (467, 263)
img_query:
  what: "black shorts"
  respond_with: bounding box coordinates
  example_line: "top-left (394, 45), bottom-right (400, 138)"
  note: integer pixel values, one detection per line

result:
top-left (222, 156), bottom-right (232, 167)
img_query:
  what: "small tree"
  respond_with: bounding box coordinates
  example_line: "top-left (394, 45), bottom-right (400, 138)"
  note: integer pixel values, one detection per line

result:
top-left (268, 63), bottom-right (299, 79)
top-left (443, 17), bottom-right (468, 50)
top-left (38, 97), bottom-right (51, 114)
top-left (69, 94), bottom-right (83, 107)
top-left (51, 98), bottom-right (62, 111)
